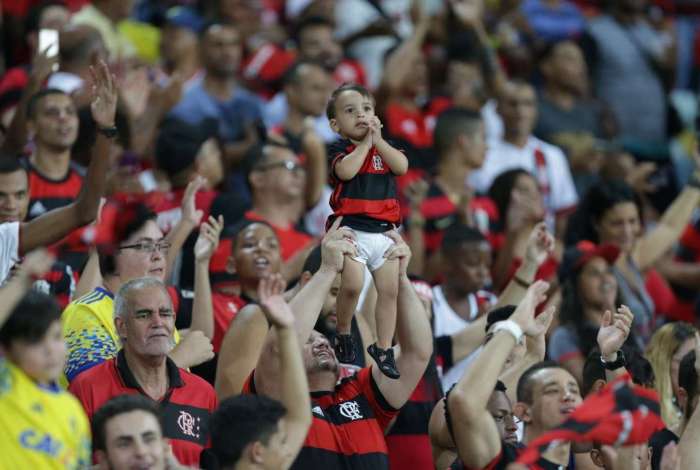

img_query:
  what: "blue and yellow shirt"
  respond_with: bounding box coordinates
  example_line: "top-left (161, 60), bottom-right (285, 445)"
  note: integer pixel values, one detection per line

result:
top-left (0, 357), bottom-right (91, 469)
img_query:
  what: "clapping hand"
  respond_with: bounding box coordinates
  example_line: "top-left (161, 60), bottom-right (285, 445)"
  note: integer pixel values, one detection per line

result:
top-left (258, 273), bottom-right (294, 329)
top-left (194, 215), bottom-right (224, 263)
top-left (524, 222), bottom-right (555, 267)
top-left (597, 305), bottom-right (634, 358)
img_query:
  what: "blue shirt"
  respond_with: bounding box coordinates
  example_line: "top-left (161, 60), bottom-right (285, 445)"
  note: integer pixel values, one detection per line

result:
top-left (170, 77), bottom-right (264, 143)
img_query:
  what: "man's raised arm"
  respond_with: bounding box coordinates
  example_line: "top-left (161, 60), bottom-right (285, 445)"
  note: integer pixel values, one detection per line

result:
top-left (257, 274), bottom-right (312, 469)
top-left (448, 281), bottom-right (549, 469)
top-left (372, 231), bottom-right (433, 409)
top-left (20, 61), bottom-right (115, 254)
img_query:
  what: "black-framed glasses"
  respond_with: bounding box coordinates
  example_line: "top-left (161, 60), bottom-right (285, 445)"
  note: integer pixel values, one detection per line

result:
top-left (257, 160), bottom-right (304, 172)
top-left (118, 241), bottom-right (171, 254)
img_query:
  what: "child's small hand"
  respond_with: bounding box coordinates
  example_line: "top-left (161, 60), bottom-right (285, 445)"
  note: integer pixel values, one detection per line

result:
top-left (370, 116), bottom-right (383, 145)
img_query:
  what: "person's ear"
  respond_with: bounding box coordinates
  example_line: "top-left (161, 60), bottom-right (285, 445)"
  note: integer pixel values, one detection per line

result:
top-left (513, 402), bottom-right (531, 424)
top-left (249, 170), bottom-right (264, 189)
top-left (589, 449), bottom-right (605, 467)
top-left (329, 118), bottom-right (339, 133)
top-left (225, 255), bottom-right (236, 275)
top-left (249, 441), bottom-right (265, 464)
top-left (95, 450), bottom-right (110, 469)
top-left (590, 379), bottom-right (607, 395)
top-left (115, 316), bottom-right (127, 342)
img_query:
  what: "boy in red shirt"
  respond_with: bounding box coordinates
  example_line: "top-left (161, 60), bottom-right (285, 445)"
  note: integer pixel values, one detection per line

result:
top-left (326, 84), bottom-right (408, 378)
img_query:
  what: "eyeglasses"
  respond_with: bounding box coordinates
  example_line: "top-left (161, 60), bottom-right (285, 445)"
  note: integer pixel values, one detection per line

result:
top-left (257, 160), bottom-right (304, 173)
top-left (118, 241), bottom-right (171, 254)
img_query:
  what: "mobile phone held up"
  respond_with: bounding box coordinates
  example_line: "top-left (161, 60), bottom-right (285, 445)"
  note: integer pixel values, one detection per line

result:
top-left (38, 29), bottom-right (59, 72)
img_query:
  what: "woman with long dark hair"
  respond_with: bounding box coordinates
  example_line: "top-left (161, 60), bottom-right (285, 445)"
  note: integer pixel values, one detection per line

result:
top-left (564, 172), bottom-right (700, 345)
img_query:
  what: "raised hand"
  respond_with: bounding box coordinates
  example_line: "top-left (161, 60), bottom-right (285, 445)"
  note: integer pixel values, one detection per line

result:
top-left (383, 230), bottom-right (412, 275)
top-left (194, 215), bottom-right (224, 263)
top-left (511, 280), bottom-right (549, 336)
top-left (181, 176), bottom-right (206, 226)
top-left (18, 249), bottom-right (55, 279)
top-left (320, 217), bottom-right (359, 273)
top-left (174, 330), bottom-right (214, 367)
top-left (524, 222), bottom-right (555, 267)
top-left (258, 273), bottom-right (294, 329)
top-left (89, 60), bottom-right (118, 128)
top-left (449, 0), bottom-right (484, 29)
top-left (119, 65), bottom-right (151, 119)
top-left (597, 305), bottom-right (634, 358)
top-left (530, 305), bottom-right (555, 338)
top-left (30, 46), bottom-right (59, 84)
top-left (404, 179), bottom-right (429, 209)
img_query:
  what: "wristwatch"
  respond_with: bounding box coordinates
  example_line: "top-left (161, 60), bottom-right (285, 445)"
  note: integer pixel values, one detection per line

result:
top-left (97, 125), bottom-right (118, 139)
top-left (600, 350), bottom-right (626, 371)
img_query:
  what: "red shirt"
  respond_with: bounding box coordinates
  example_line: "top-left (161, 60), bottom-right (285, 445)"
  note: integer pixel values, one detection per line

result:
top-left (211, 292), bottom-right (249, 353)
top-left (245, 210), bottom-right (313, 261)
top-left (69, 350), bottom-right (218, 467)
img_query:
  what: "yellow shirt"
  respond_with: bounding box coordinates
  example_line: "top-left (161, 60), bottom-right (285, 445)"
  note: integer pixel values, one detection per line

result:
top-left (0, 358), bottom-right (91, 470)
top-left (62, 287), bottom-right (181, 384)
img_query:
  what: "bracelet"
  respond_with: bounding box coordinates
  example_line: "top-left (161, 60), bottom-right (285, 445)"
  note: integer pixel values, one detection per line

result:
top-left (491, 320), bottom-right (524, 344)
top-left (513, 274), bottom-right (531, 289)
top-left (600, 349), bottom-right (626, 371)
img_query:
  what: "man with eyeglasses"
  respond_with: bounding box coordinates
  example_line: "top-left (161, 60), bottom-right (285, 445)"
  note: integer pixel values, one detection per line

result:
top-left (243, 142), bottom-right (315, 279)
top-left (69, 277), bottom-right (218, 467)
top-left (62, 200), bottom-right (221, 383)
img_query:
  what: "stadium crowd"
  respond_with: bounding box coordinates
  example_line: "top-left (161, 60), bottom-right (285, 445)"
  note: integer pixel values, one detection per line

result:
top-left (5, 0), bottom-right (700, 469)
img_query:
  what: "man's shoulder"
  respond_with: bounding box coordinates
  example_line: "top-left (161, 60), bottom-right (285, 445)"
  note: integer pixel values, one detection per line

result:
top-left (70, 357), bottom-right (115, 388)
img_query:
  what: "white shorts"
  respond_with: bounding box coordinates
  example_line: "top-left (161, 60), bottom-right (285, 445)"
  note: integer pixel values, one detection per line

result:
top-left (352, 230), bottom-right (395, 272)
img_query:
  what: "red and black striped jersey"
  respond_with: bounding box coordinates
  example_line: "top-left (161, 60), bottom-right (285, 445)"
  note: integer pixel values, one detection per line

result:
top-left (405, 182), bottom-right (500, 254)
top-left (34, 260), bottom-right (77, 309)
top-left (292, 367), bottom-right (399, 470)
top-left (386, 357), bottom-right (443, 470)
top-left (68, 349), bottom-right (218, 467)
top-left (328, 140), bottom-right (401, 231)
top-left (26, 162), bottom-right (84, 219)
top-left (26, 162), bottom-right (89, 268)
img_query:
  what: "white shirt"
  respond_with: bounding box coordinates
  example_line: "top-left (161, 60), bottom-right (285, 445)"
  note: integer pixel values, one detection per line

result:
top-left (263, 92), bottom-right (338, 144)
top-left (0, 222), bottom-right (20, 285)
top-left (469, 135), bottom-right (578, 228)
top-left (432, 285), bottom-right (496, 391)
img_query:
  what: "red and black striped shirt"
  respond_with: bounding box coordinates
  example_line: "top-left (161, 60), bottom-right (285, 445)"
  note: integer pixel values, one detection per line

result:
top-left (328, 139), bottom-right (401, 232)
top-left (450, 442), bottom-right (565, 470)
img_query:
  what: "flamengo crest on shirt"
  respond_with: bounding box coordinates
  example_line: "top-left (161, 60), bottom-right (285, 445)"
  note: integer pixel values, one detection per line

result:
top-left (338, 400), bottom-right (363, 421)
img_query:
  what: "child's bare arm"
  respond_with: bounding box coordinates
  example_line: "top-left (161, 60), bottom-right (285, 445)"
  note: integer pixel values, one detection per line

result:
top-left (334, 138), bottom-right (373, 181)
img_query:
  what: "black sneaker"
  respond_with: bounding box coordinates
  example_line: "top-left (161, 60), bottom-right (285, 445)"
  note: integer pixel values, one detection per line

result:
top-left (367, 343), bottom-right (400, 379)
top-left (333, 334), bottom-right (356, 363)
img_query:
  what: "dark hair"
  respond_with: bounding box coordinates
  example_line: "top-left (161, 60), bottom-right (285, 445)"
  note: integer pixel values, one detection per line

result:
top-left (433, 108), bottom-right (483, 157)
top-left (564, 179), bottom-right (641, 246)
top-left (98, 202), bottom-right (158, 276)
top-left (293, 15), bottom-right (333, 44)
top-left (210, 394), bottom-right (286, 467)
top-left (282, 59), bottom-right (326, 87)
top-left (326, 83), bottom-right (373, 120)
top-left (680, 350), bottom-right (698, 420)
top-left (26, 88), bottom-right (67, 119)
top-left (241, 141), bottom-right (294, 193)
top-left (441, 222), bottom-right (486, 254)
top-left (0, 291), bottom-right (62, 347)
top-left (228, 218), bottom-right (278, 252)
top-left (199, 20), bottom-right (235, 39)
top-left (0, 157), bottom-right (27, 176)
top-left (487, 169), bottom-right (535, 229)
top-left (485, 305), bottom-right (516, 332)
top-left (302, 245), bottom-right (323, 275)
top-left (582, 348), bottom-right (606, 396)
top-left (92, 395), bottom-right (162, 452)
top-left (24, 1), bottom-right (67, 36)
top-left (516, 360), bottom-right (564, 403)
